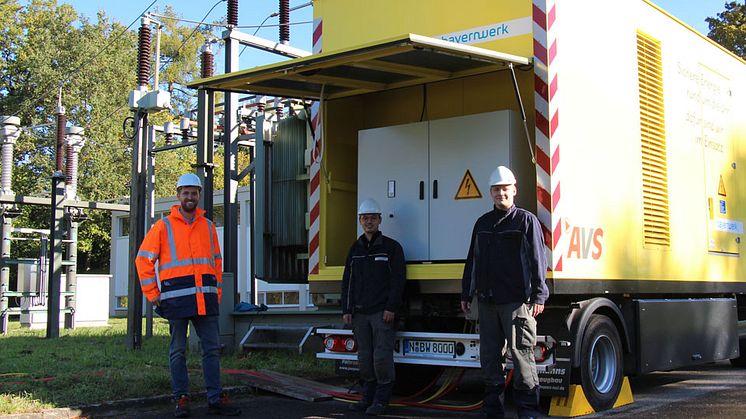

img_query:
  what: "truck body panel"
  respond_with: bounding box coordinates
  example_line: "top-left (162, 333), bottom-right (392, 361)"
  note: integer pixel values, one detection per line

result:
top-left (305, 0), bottom-right (746, 290)
top-left (187, 0), bottom-right (746, 403)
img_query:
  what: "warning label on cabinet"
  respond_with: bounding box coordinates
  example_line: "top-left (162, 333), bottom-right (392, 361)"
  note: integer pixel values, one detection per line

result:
top-left (455, 170), bottom-right (482, 200)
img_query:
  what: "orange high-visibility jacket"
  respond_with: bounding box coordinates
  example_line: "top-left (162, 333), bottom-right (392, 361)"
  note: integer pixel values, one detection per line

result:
top-left (135, 205), bottom-right (223, 318)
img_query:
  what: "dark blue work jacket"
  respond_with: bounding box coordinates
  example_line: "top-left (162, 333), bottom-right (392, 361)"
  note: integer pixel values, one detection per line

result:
top-left (461, 205), bottom-right (549, 305)
top-left (341, 231), bottom-right (406, 315)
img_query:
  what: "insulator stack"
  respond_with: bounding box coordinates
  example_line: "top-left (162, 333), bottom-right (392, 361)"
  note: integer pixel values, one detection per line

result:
top-left (227, 0), bottom-right (239, 27)
top-left (279, 0), bottom-right (290, 44)
top-left (1, 142), bottom-right (12, 194)
top-left (55, 112), bottom-right (66, 171)
top-left (201, 48), bottom-right (214, 78)
top-left (65, 144), bottom-right (75, 185)
top-left (63, 127), bottom-right (85, 199)
top-left (137, 23), bottom-right (152, 87)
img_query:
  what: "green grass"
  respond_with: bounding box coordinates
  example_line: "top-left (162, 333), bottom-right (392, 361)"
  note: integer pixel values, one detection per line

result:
top-left (0, 318), bottom-right (335, 415)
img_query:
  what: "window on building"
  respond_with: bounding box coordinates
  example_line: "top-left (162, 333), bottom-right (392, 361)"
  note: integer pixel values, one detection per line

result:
top-left (119, 217), bottom-right (129, 237)
top-left (116, 296), bottom-right (128, 309)
top-left (209, 205), bottom-right (239, 227)
top-left (284, 291), bottom-right (299, 305)
top-left (213, 205), bottom-right (224, 227)
top-left (265, 292), bottom-right (283, 305)
top-left (258, 290), bottom-right (301, 306)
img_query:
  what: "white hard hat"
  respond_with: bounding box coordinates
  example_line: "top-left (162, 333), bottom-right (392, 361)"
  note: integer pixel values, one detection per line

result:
top-left (357, 198), bottom-right (382, 215)
top-left (176, 173), bottom-right (202, 190)
top-left (488, 165), bottom-right (517, 186)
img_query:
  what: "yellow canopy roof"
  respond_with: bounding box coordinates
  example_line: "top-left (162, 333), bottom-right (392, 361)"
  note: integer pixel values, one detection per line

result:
top-left (187, 34), bottom-right (531, 100)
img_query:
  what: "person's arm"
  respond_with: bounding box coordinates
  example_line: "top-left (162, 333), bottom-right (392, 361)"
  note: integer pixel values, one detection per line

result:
top-left (341, 249), bottom-right (353, 324)
top-left (135, 222), bottom-right (162, 304)
top-left (384, 240), bottom-right (407, 315)
top-left (461, 222), bottom-right (478, 313)
top-left (211, 222), bottom-right (223, 302)
top-left (527, 215), bottom-right (549, 306)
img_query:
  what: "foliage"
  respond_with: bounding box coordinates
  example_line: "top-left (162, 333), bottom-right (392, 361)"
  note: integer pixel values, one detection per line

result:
top-left (0, 0), bottom-right (217, 271)
top-left (707, 1), bottom-right (746, 59)
top-left (0, 318), bottom-right (334, 414)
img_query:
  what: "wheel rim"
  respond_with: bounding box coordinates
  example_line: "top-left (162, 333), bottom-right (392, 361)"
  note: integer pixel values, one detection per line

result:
top-left (588, 334), bottom-right (617, 394)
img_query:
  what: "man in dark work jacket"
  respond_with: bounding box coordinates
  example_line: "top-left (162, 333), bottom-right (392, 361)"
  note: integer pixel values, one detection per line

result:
top-left (461, 166), bottom-right (549, 419)
top-left (341, 198), bottom-right (406, 416)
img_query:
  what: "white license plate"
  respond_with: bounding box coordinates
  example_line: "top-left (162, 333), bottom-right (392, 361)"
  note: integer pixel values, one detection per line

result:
top-left (403, 340), bottom-right (455, 358)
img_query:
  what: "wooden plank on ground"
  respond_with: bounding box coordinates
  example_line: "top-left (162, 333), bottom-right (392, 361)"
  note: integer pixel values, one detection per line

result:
top-left (225, 369), bottom-right (338, 402)
top-left (258, 369), bottom-right (351, 394)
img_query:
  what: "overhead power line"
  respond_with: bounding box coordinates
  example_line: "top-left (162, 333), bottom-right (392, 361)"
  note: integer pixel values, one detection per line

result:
top-left (12, 0), bottom-right (160, 118)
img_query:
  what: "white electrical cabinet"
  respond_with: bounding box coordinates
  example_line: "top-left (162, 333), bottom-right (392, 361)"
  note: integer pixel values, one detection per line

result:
top-left (358, 110), bottom-right (523, 261)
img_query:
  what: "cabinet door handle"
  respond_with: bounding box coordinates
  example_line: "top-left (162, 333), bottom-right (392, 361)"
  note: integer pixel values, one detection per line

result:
top-left (419, 181), bottom-right (424, 200)
top-left (433, 180), bottom-right (438, 199)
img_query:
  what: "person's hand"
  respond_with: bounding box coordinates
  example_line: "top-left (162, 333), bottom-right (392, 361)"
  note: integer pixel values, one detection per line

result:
top-left (530, 303), bottom-right (544, 317)
top-left (382, 310), bottom-right (396, 323)
top-left (343, 314), bottom-right (352, 325)
top-left (461, 300), bottom-right (471, 314)
top-left (152, 295), bottom-right (161, 306)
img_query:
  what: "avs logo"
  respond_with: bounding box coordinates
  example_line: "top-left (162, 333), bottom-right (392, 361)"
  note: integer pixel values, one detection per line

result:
top-left (564, 219), bottom-right (604, 260)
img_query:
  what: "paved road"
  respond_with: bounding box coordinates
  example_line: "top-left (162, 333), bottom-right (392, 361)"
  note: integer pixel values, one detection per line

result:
top-left (588, 361), bottom-right (746, 418)
top-left (11, 361), bottom-right (746, 418)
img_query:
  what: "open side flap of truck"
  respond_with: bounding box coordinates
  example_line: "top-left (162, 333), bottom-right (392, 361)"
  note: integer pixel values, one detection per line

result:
top-left (189, 34), bottom-right (534, 283)
top-left (187, 33), bottom-right (531, 100)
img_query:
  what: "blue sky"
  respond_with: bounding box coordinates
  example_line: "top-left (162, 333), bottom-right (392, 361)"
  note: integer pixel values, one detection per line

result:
top-left (58, 0), bottom-right (728, 72)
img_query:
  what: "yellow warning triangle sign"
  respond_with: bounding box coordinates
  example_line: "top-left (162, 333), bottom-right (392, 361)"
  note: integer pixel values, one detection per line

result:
top-left (455, 170), bottom-right (482, 200)
top-left (718, 175), bottom-right (727, 196)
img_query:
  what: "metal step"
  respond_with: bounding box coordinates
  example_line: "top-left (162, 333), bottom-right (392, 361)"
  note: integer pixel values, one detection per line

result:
top-left (240, 324), bottom-right (318, 354)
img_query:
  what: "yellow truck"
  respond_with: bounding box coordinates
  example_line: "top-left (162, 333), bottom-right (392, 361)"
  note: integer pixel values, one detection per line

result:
top-left (189, 0), bottom-right (746, 411)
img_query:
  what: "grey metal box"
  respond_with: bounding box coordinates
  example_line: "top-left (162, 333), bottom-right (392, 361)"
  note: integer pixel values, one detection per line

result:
top-left (634, 298), bottom-right (738, 374)
top-left (357, 110), bottom-right (521, 261)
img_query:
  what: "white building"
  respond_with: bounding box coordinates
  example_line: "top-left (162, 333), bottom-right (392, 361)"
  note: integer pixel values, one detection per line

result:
top-left (109, 186), bottom-right (313, 316)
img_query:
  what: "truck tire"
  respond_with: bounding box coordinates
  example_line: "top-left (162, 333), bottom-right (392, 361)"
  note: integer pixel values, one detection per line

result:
top-left (579, 314), bottom-right (623, 412)
top-left (729, 338), bottom-right (746, 368)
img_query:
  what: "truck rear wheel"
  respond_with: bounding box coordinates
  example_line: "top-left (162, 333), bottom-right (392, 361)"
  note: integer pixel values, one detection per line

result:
top-left (579, 314), bottom-right (623, 411)
top-left (729, 338), bottom-right (746, 368)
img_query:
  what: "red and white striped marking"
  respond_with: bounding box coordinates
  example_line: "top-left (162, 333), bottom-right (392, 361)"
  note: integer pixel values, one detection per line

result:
top-left (312, 18), bottom-right (323, 54)
top-left (308, 18), bottom-right (323, 275)
top-left (533, 0), bottom-right (562, 271)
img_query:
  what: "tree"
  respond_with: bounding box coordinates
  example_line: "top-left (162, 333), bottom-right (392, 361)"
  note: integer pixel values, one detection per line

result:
top-left (707, 1), bottom-right (746, 59)
top-left (0, 0), bottom-right (212, 271)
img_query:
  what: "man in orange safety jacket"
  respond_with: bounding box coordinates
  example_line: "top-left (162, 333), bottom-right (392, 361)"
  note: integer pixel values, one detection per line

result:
top-left (136, 173), bottom-right (240, 417)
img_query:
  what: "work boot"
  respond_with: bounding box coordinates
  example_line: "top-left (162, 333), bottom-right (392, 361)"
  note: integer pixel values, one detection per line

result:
top-left (514, 385), bottom-right (541, 418)
top-left (207, 392), bottom-right (241, 416)
top-left (173, 394), bottom-right (190, 418)
top-left (373, 382), bottom-right (393, 404)
top-left (349, 380), bottom-right (377, 412)
top-left (481, 384), bottom-right (505, 419)
top-left (365, 402), bottom-right (387, 416)
top-left (365, 382), bottom-right (393, 416)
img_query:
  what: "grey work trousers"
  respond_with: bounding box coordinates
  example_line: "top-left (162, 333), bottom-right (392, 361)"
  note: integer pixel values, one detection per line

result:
top-left (477, 301), bottom-right (539, 390)
top-left (352, 311), bottom-right (396, 385)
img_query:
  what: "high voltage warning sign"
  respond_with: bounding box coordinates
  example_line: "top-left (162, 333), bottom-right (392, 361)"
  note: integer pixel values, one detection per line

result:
top-left (455, 170), bottom-right (482, 200)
